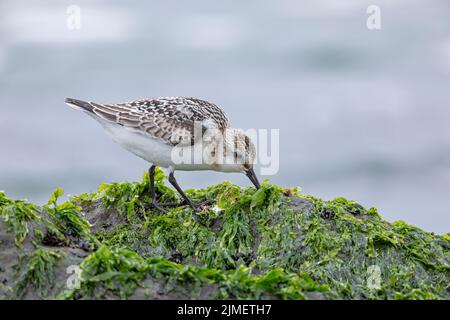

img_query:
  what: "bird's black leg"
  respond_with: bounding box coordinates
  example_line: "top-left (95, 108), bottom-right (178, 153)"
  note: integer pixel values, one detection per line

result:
top-left (168, 172), bottom-right (198, 211)
top-left (246, 167), bottom-right (261, 189)
top-left (148, 166), bottom-right (182, 212)
top-left (149, 167), bottom-right (213, 215)
top-left (149, 165), bottom-right (167, 213)
top-left (167, 171), bottom-right (214, 212)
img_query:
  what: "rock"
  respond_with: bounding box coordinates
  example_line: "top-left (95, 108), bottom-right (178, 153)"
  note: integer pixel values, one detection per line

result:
top-left (0, 175), bottom-right (449, 300)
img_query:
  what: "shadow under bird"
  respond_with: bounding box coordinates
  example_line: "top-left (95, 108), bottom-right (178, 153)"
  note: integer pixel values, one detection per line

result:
top-left (64, 97), bottom-right (260, 212)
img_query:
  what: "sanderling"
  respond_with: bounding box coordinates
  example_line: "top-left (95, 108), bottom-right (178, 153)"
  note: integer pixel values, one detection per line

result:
top-left (65, 97), bottom-right (260, 212)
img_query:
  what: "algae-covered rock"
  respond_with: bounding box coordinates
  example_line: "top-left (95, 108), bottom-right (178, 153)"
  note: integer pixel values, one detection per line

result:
top-left (0, 170), bottom-right (449, 300)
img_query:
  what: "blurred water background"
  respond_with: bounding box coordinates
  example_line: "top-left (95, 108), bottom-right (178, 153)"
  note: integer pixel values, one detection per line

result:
top-left (0, 0), bottom-right (449, 233)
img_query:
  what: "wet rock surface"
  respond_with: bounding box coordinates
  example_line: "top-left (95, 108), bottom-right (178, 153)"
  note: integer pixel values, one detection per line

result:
top-left (0, 178), bottom-right (449, 300)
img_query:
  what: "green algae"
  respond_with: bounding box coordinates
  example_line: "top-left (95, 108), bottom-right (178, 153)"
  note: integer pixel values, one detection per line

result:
top-left (68, 246), bottom-right (147, 299)
top-left (15, 247), bottom-right (63, 298)
top-left (98, 170), bottom-right (177, 222)
top-left (0, 191), bottom-right (40, 246)
top-left (1, 172), bottom-right (449, 300)
top-left (44, 187), bottom-right (90, 239)
top-left (64, 245), bottom-right (329, 300)
top-left (80, 173), bottom-right (450, 299)
top-left (0, 188), bottom-right (91, 247)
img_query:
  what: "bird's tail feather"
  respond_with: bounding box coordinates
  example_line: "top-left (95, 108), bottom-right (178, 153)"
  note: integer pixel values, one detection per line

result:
top-left (65, 98), bottom-right (94, 113)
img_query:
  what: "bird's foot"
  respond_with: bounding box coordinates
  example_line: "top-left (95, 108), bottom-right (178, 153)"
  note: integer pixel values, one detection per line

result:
top-left (151, 201), bottom-right (168, 213)
top-left (197, 198), bottom-right (215, 208)
top-left (150, 198), bottom-right (215, 220)
top-left (187, 199), bottom-right (215, 223)
top-left (150, 200), bottom-right (182, 213)
top-left (191, 199), bottom-right (215, 212)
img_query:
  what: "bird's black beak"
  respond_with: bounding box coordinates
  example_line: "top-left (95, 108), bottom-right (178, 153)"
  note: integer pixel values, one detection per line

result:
top-left (246, 167), bottom-right (261, 189)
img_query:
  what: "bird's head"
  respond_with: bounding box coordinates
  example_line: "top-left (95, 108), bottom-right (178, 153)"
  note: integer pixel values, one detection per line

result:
top-left (202, 127), bottom-right (261, 189)
top-left (223, 128), bottom-right (261, 189)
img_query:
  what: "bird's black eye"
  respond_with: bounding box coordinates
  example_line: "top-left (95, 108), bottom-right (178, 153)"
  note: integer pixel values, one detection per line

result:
top-left (244, 135), bottom-right (250, 152)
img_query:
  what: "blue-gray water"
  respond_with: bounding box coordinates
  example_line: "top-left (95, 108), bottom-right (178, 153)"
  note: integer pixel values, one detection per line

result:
top-left (1, 0), bottom-right (449, 234)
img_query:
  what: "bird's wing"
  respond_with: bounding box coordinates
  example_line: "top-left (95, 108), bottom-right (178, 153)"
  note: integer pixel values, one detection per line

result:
top-left (80, 97), bottom-right (229, 146)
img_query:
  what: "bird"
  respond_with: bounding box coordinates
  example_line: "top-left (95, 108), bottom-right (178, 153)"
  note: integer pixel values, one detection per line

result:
top-left (64, 97), bottom-right (261, 212)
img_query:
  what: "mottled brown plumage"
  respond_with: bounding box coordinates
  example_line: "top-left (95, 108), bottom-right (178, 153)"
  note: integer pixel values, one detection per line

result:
top-left (67, 97), bottom-right (229, 146)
